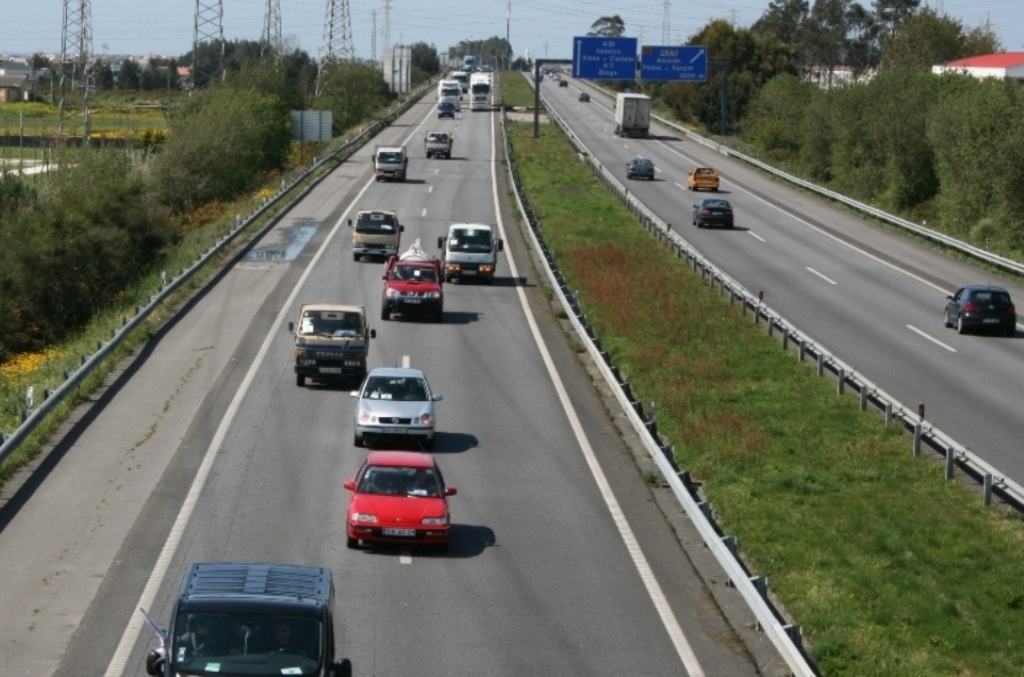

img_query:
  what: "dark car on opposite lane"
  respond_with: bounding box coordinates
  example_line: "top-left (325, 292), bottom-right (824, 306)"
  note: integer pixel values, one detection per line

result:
top-left (692, 198), bottom-right (734, 229)
top-left (943, 285), bottom-right (1017, 336)
top-left (437, 102), bottom-right (455, 119)
top-left (578, 92), bottom-right (590, 102)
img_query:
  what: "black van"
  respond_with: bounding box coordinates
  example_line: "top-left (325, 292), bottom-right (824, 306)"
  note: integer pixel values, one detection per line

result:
top-left (144, 562), bottom-right (352, 677)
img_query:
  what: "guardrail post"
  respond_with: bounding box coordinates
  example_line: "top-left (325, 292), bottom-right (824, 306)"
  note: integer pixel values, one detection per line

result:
top-left (750, 575), bottom-right (767, 599)
top-left (782, 329), bottom-right (789, 350)
top-left (722, 535), bottom-right (738, 559)
top-left (817, 353), bottom-right (824, 377)
top-left (983, 473), bottom-right (993, 507)
top-left (885, 403), bottom-right (893, 426)
top-left (837, 368), bottom-right (845, 395)
top-left (798, 340), bottom-right (806, 362)
top-left (913, 424), bottom-right (922, 456)
top-left (860, 384), bottom-right (868, 411)
top-left (767, 316), bottom-right (774, 337)
top-left (697, 501), bottom-right (714, 525)
top-left (945, 446), bottom-right (955, 480)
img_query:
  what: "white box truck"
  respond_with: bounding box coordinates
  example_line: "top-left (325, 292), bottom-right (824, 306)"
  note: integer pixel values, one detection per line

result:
top-left (614, 93), bottom-right (651, 138)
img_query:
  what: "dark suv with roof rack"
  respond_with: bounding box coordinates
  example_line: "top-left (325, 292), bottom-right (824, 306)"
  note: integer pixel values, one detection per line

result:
top-left (143, 562), bottom-right (352, 677)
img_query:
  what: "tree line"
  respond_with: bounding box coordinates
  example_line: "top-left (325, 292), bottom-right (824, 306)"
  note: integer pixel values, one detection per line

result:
top-left (0, 39), bottom-right (451, 364)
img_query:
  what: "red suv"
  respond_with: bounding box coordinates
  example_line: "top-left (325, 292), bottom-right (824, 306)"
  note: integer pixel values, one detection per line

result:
top-left (381, 244), bottom-right (444, 322)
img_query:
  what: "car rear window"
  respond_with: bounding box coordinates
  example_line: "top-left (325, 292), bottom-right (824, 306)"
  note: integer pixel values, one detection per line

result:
top-left (703, 200), bottom-right (730, 209)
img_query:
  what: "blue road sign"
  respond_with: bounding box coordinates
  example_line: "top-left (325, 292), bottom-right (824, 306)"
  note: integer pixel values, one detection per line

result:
top-left (572, 37), bottom-right (638, 80)
top-left (640, 45), bottom-right (708, 82)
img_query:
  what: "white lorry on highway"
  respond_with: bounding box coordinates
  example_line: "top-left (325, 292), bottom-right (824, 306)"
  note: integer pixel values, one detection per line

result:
top-left (614, 93), bottom-right (651, 138)
top-left (470, 72), bottom-right (493, 111)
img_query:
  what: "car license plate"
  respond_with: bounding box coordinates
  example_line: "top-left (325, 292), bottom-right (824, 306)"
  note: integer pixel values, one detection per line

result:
top-left (983, 318), bottom-right (999, 323)
top-left (463, 270), bottom-right (476, 276)
top-left (319, 367), bottom-right (342, 374)
top-left (404, 299), bottom-right (421, 304)
top-left (381, 427), bottom-right (407, 434)
top-left (382, 528), bottom-right (416, 537)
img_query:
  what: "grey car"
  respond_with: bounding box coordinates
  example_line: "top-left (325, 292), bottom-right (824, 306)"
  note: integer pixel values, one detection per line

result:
top-left (352, 367), bottom-right (442, 449)
top-left (943, 285), bottom-right (1017, 336)
top-left (626, 157), bottom-right (655, 180)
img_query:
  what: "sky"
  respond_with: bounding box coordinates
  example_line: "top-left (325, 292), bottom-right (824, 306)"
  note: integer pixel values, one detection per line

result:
top-left (1, 0), bottom-right (1022, 63)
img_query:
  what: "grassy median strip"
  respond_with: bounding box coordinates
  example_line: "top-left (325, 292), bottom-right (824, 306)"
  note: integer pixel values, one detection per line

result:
top-left (502, 73), bottom-right (1024, 675)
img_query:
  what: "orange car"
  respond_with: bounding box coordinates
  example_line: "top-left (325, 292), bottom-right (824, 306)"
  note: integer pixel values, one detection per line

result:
top-left (687, 167), bottom-right (720, 191)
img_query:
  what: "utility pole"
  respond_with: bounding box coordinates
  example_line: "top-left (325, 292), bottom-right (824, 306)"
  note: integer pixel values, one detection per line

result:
top-left (662, 0), bottom-right (671, 44)
top-left (60, 0), bottom-right (92, 137)
top-left (262, 0), bottom-right (282, 59)
top-left (193, 0), bottom-right (225, 87)
top-left (316, 0), bottom-right (354, 96)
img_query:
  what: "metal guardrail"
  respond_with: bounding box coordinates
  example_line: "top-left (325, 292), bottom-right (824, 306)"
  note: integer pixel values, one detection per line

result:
top-left (0, 83), bottom-right (434, 468)
top-left (507, 75), bottom-right (1024, 674)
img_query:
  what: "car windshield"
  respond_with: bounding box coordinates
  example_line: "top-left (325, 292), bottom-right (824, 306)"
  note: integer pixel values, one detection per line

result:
top-left (394, 265), bottom-right (436, 282)
top-left (447, 228), bottom-right (493, 252)
top-left (358, 465), bottom-right (442, 497)
top-left (171, 611), bottom-right (323, 675)
top-left (355, 213), bottom-right (397, 234)
top-left (695, 168), bottom-right (714, 175)
top-left (298, 311), bottom-right (361, 337)
top-left (378, 152), bottom-right (403, 163)
top-left (361, 376), bottom-right (428, 401)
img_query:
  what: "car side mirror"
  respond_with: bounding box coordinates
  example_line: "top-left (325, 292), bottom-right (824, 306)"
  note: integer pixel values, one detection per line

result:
top-left (332, 658), bottom-right (353, 677)
top-left (432, 393), bottom-right (444, 402)
top-left (399, 225), bottom-right (405, 232)
top-left (343, 480), bottom-right (355, 491)
top-left (437, 236), bottom-right (444, 249)
top-left (287, 321), bottom-right (295, 332)
top-left (347, 218), bottom-right (352, 227)
top-left (145, 648), bottom-right (166, 676)
top-left (445, 487), bottom-right (458, 496)
top-left (497, 239), bottom-right (504, 252)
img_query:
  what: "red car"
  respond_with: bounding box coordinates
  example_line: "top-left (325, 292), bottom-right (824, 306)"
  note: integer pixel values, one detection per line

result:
top-left (344, 451), bottom-right (456, 550)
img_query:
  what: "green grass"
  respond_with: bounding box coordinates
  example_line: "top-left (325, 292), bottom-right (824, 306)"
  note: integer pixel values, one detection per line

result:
top-left (502, 72), bottom-right (1024, 675)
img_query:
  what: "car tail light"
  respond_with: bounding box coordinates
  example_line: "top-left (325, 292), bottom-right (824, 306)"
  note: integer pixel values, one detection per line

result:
top-left (963, 301), bottom-right (977, 312)
top-left (1006, 303), bottom-right (1016, 315)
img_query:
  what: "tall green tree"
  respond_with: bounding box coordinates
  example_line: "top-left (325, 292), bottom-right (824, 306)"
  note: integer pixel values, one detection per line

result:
top-left (151, 86), bottom-right (292, 210)
top-left (588, 16), bottom-right (626, 37)
top-left (411, 42), bottom-right (440, 79)
top-left (753, 0), bottom-right (809, 44)
top-left (118, 58), bottom-right (141, 90)
top-left (880, 7), bottom-right (1000, 71)
top-left (313, 60), bottom-right (392, 133)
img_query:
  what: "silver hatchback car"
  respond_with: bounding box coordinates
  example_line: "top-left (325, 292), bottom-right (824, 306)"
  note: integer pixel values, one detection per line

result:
top-left (352, 367), bottom-right (443, 449)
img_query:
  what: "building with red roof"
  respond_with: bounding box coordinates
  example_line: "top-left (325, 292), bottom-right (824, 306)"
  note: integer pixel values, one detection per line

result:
top-left (932, 52), bottom-right (1024, 84)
